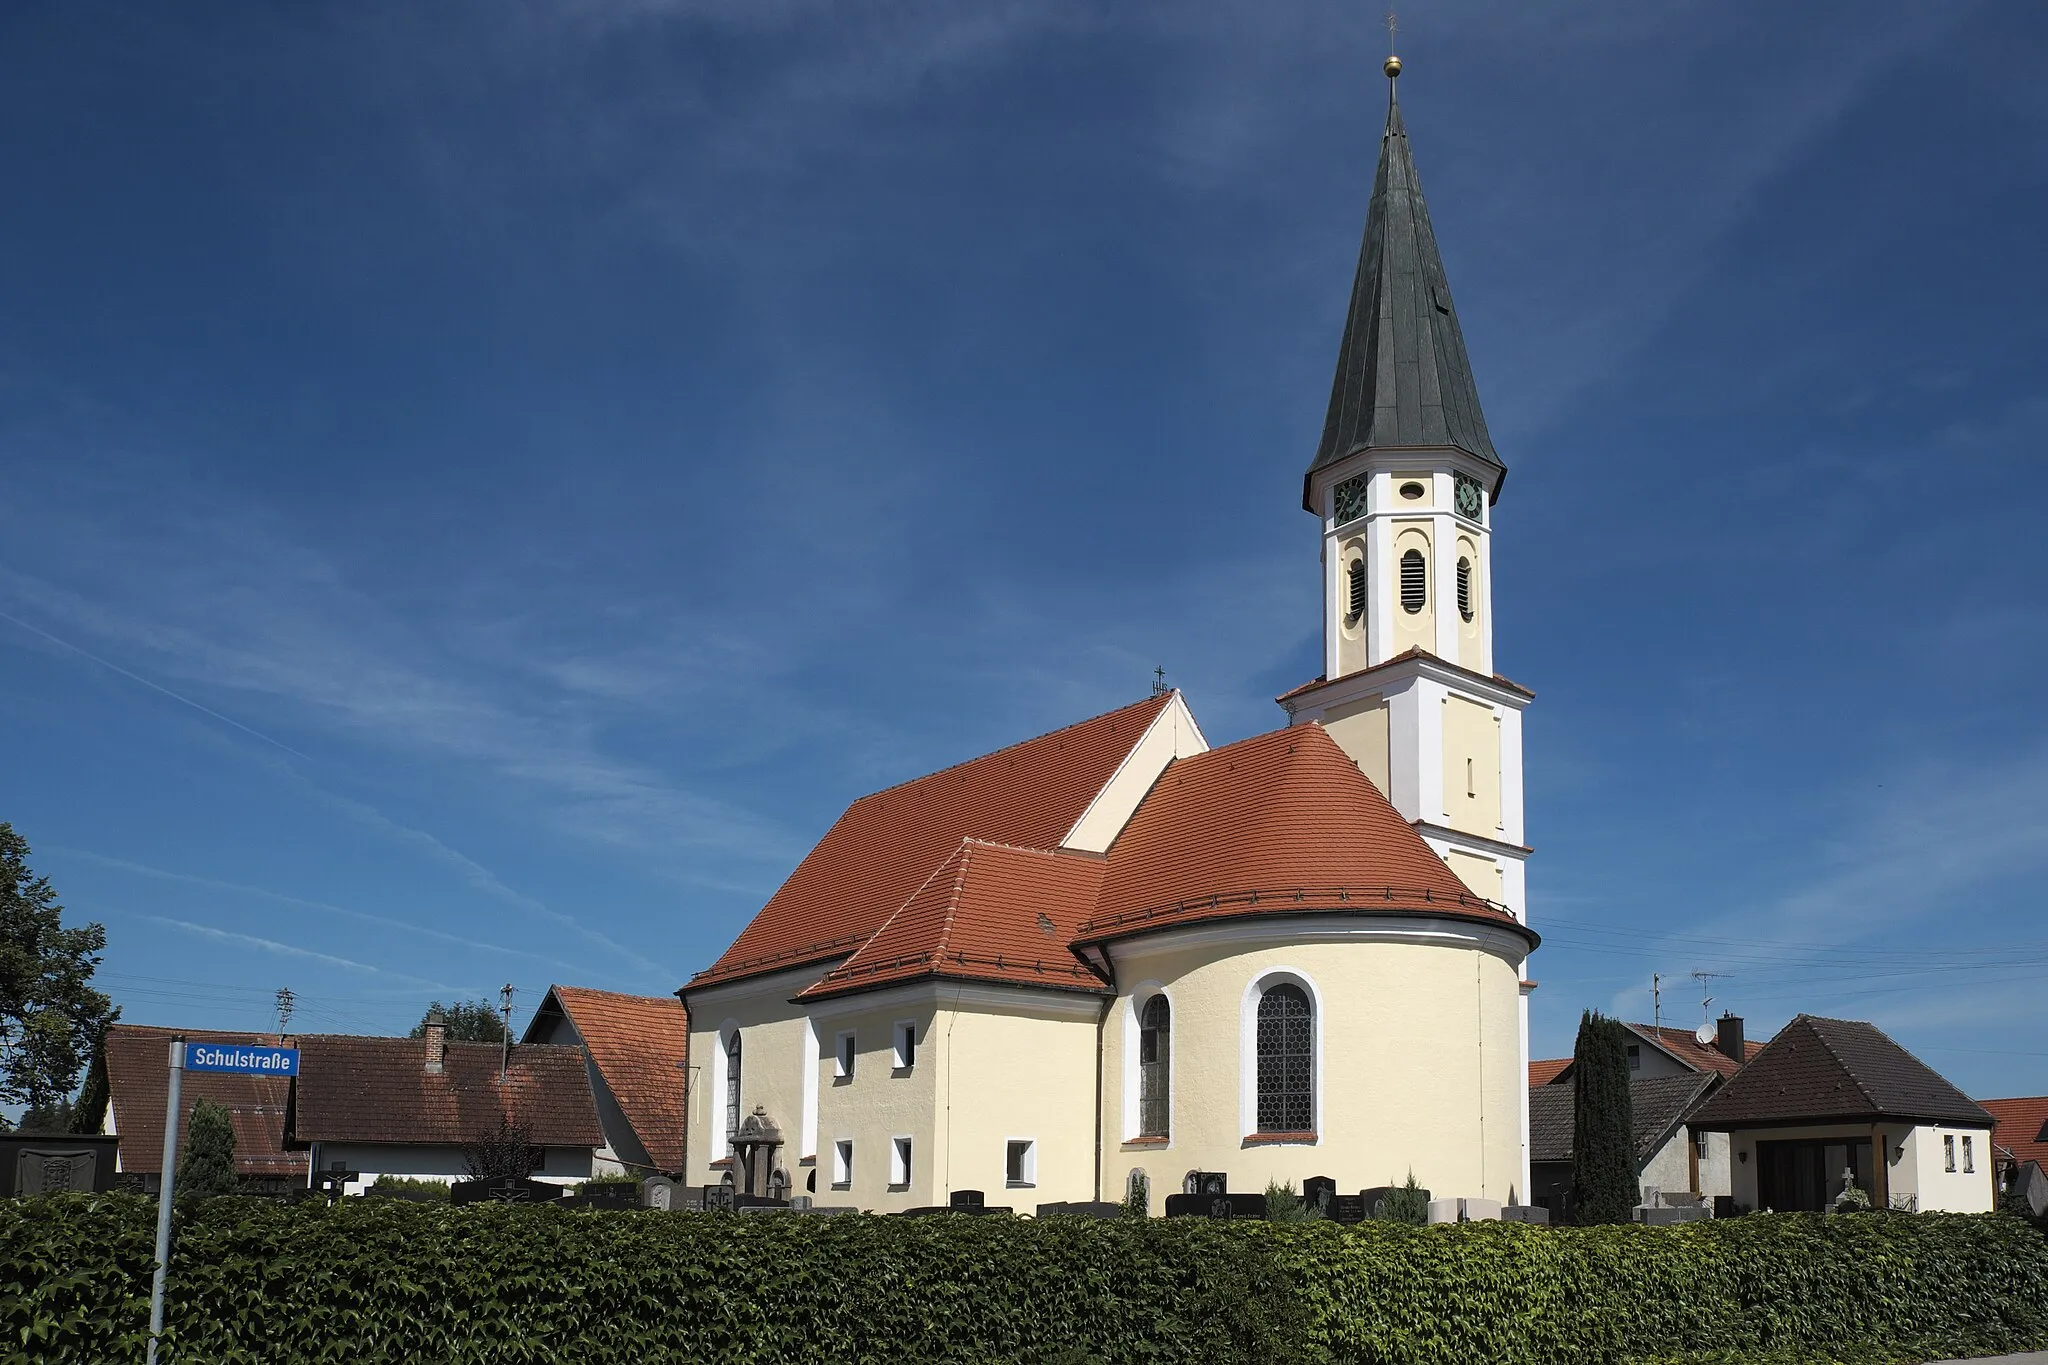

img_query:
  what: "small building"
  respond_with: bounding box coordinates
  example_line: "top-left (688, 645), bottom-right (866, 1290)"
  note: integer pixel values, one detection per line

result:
top-left (1527, 1071), bottom-right (1724, 1217)
top-left (283, 1021), bottom-right (602, 1195)
top-left (84, 1023), bottom-right (307, 1193)
top-left (1978, 1095), bottom-right (2048, 1216)
top-left (1688, 1015), bottom-right (1995, 1213)
top-left (522, 985), bottom-right (688, 1177)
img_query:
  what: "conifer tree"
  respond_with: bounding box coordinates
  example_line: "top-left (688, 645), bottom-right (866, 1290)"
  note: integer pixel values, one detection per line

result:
top-left (1568, 1010), bottom-right (1638, 1225)
top-left (176, 1098), bottom-right (239, 1201)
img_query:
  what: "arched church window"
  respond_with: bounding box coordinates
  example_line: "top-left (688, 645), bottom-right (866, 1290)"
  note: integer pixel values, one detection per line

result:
top-left (1138, 995), bottom-right (1171, 1137)
top-left (1400, 549), bottom-right (1427, 615)
top-left (1457, 557), bottom-right (1473, 622)
top-left (725, 1030), bottom-right (743, 1138)
top-left (1255, 984), bottom-right (1314, 1133)
top-left (1346, 559), bottom-right (1366, 625)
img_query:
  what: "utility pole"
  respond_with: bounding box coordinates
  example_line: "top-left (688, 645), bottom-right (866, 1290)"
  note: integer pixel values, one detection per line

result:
top-left (274, 986), bottom-right (296, 1040)
top-left (1652, 973), bottom-right (1662, 1031)
top-left (499, 983), bottom-right (515, 1082)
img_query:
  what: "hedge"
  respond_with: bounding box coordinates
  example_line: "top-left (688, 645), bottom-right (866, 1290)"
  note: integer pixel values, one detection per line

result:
top-left (6, 1195), bottom-right (2048, 1364)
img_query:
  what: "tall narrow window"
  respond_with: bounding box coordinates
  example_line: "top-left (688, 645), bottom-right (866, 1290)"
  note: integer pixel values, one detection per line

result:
top-left (1945, 1135), bottom-right (1956, 1172)
top-left (1138, 995), bottom-right (1171, 1138)
top-left (1456, 557), bottom-right (1473, 621)
top-left (1255, 984), bottom-right (1314, 1133)
top-left (1346, 559), bottom-right (1366, 624)
top-left (1400, 549), bottom-right (1427, 614)
top-left (832, 1139), bottom-right (853, 1188)
top-left (891, 1136), bottom-right (913, 1188)
top-left (894, 1021), bottom-right (917, 1070)
top-left (1963, 1136), bottom-right (1975, 1173)
top-left (725, 1030), bottom-right (743, 1138)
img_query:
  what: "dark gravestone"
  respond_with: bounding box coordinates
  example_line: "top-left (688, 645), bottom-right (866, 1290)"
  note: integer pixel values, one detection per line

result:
top-left (451, 1176), bottom-right (561, 1206)
top-left (1327, 1194), bottom-right (1368, 1225)
top-left (1302, 1176), bottom-right (1337, 1216)
top-left (1712, 1195), bottom-right (1737, 1219)
top-left (1359, 1184), bottom-right (1430, 1217)
top-left (1499, 1204), bottom-right (1551, 1225)
top-left (565, 1183), bottom-right (638, 1211)
top-left (0, 1135), bottom-right (119, 1196)
top-left (702, 1183), bottom-right (737, 1211)
top-left (950, 1188), bottom-right (985, 1210)
top-left (1164, 1192), bottom-right (1268, 1220)
top-left (1035, 1201), bottom-right (1123, 1219)
top-left (901, 1204), bottom-right (1011, 1217)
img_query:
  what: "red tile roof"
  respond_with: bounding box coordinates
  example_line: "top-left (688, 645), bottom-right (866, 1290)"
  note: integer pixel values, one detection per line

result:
top-left (102, 1024), bottom-right (307, 1179)
top-left (1077, 725), bottom-right (1520, 943)
top-left (544, 986), bottom-right (689, 1170)
top-left (1530, 1057), bottom-right (1571, 1086)
top-left (798, 840), bottom-right (1109, 1000)
top-left (287, 1036), bottom-right (602, 1149)
top-left (1981, 1096), bottom-right (2048, 1169)
top-left (689, 694), bottom-right (1174, 989)
top-left (1629, 1024), bottom-right (1762, 1079)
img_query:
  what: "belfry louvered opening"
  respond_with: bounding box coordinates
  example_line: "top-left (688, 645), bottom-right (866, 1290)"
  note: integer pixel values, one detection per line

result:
top-left (1346, 559), bottom-right (1366, 625)
top-left (1400, 549), bottom-right (1427, 615)
top-left (1457, 556), bottom-right (1473, 622)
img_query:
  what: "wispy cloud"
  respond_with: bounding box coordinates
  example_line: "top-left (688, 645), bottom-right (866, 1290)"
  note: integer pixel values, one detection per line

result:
top-left (145, 914), bottom-right (461, 991)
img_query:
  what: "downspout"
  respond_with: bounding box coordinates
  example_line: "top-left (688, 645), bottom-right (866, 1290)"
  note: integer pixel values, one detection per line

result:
top-left (1094, 993), bottom-right (1113, 1204)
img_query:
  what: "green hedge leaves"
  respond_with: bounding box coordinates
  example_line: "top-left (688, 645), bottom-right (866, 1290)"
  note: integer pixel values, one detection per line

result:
top-left (7, 1194), bottom-right (2048, 1364)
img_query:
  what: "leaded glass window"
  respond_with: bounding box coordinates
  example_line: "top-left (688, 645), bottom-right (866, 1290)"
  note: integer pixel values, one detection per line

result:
top-left (1138, 995), bottom-right (1171, 1138)
top-left (1255, 984), bottom-right (1313, 1133)
top-left (725, 1030), bottom-right (743, 1138)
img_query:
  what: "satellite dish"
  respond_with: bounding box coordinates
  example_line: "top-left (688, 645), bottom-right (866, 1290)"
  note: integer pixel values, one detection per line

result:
top-left (1695, 1023), bottom-right (1716, 1047)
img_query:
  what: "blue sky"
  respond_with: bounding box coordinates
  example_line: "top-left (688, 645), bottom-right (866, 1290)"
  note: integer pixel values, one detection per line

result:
top-left (3, 1), bottom-right (2045, 1098)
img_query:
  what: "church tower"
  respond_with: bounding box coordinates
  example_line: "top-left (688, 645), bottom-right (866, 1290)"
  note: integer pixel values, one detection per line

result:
top-left (1279, 57), bottom-right (1531, 930)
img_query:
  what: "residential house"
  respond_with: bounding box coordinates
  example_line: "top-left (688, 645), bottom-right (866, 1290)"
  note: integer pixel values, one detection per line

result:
top-left (1531, 1015), bottom-right (1758, 1086)
top-left (522, 985), bottom-right (688, 1177)
top-left (83, 1023), bottom-right (307, 1193)
top-left (1978, 1095), bottom-right (2048, 1216)
top-left (1688, 1015), bottom-right (1995, 1213)
top-left (283, 1019), bottom-right (602, 1195)
top-left (1527, 1072), bottom-right (1723, 1217)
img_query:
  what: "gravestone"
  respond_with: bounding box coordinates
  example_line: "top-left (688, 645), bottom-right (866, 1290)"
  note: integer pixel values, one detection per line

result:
top-left (702, 1182), bottom-right (737, 1211)
top-left (1499, 1205), bottom-right (1551, 1225)
top-left (1461, 1197), bottom-right (1503, 1222)
top-left (567, 1183), bottom-right (638, 1210)
top-left (451, 1176), bottom-right (561, 1206)
top-left (950, 1189), bottom-right (985, 1210)
top-left (1635, 1205), bottom-right (1708, 1225)
top-left (1164, 1192), bottom-right (1267, 1219)
top-left (1183, 1170), bottom-right (1228, 1196)
top-left (1035, 1200), bottom-right (1122, 1218)
top-left (1425, 1197), bottom-right (1460, 1225)
top-left (1, 1136), bottom-right (118, 1196)
top-left (1302, 1175), bottom-right (1337, 1216)
top-left (641, 1176), bottom-right (681, 1210)
top-left (1326, 1194), bottom-right (1368, 1225)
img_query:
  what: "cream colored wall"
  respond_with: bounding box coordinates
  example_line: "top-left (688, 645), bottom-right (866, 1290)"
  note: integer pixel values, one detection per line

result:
top-left (1902, 1123), bottom-right (1997, 1213)
top-left (1391, 522), bottom-right (1434, 655)
top-left (1103, 926), bottom-right (1526, 1206)
top-left (1321, 693), bottom-right (1390, 798)
top-left (684, 967), bottom-right (828, 1190)
top-left (1335, 537), bottom-right (1368, 678)
top-left (932, 997), bottom-right (1101, 1206)
top-left (1455, 534), bottom-right (1484, 673)
top-left (1440, 694), bottom-right (1500, 836)
top-left (1062, 693), bottom-right (1208, 853)
top-left (1443, 849), bottom-right (1502, 902)
top-left (813, 1000), bottom-right (940, 1210)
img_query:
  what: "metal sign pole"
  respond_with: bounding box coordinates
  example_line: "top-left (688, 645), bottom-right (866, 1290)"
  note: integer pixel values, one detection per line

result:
top-left (146, 1037), bottom-right (184, 1365)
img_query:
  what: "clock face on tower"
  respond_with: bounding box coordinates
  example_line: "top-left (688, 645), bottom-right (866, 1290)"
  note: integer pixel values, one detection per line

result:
top-left (1454, 473), bottom-right (1485, 521)
top-left (1333, 475), bottom-right (1369, 525)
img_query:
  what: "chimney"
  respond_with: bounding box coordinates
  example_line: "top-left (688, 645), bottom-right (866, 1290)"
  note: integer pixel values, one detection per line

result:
top-left (423, 1007), bottom-right (447, 1074)
top-left (1716, 1012), bottom-right (1744, 1066)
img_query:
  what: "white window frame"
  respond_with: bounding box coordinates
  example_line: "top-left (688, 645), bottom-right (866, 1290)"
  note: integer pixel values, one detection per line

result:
top-left (835, 1029), bottom-right (856, 1080)
top-left (1944, 1134), bottom-right (1956, 1172)
top-left (890, 1135), bottom-right (913, 1189)
top-left (1963, 1135), bottom-right (1974, 1173)
top-left (1121, 982), bottom-right (1172, 1141)
top-left (893, 1020), bottom-right (917, 1071)
top-left (708, 1018), bottom-right (741, 1160)
top-left (1238, 968), bottom-right (1323, 1142)
top-left (831, 1139), bottom-right (853, 1189)
top-left (1005, 1138), bottom-right (1037, 1189)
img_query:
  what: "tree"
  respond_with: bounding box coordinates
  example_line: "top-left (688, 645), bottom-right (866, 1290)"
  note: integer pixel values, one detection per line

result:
top-left (16, 1098), bottom-right (74, 1134)
top-left (1569, 1010), bottom-right (1639, 1225)
top-left (177, 1098), bottom-right (239, 1201)
top-left (1263, 1178), bottom-right (1323, 1223)
top-left (463, 1115), bottom-right (538, 1180)
top-left (1371, 1171), bottom-right (1430, 1225)
top-left (0, 824), bottom-right (118, 1113)
top-left (410, 1000), bottom-right (506, 1044)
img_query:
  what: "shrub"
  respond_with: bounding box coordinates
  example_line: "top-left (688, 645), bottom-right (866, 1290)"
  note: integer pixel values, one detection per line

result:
top-left (1264, 1179), bottom-right (1324, 1223)
top-left (1371, 1171), bottom-right (1429, 1225)
top-left (174, 1099), bottom-right (237, 1202)
top-left (1571, 1010), bottom-right (1638, 1225)
top-left (366, 1176), bottom-right (451, 1200)
top-left (3, 1196), bottom-right (2047, 1364)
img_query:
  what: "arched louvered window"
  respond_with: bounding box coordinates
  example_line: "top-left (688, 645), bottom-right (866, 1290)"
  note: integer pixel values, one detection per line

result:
top-left (1346, 559), bottom-right (1366, 625)
top-left (725, 1030), bottom-right (743, 1138)
top-left (1457, 556), bottom-right (1473, 622)
top-left (1255, 984), bottom-right (1314, 1133)
top-left (1138, 995), bottom-right (1171, 1138)
top-left (1400, 549), bottom-right (1427, 615)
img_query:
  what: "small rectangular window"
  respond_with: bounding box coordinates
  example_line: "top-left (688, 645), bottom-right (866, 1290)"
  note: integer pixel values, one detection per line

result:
top-left (832, 1140), bottom-right (852, 1189)
top-left (1626, 1044), bottom-right (1640, 1072)
top-left (1694, 1132), bottom-right (1709, 1160)
top-left (1944, 1134), bottom-right (1956, 1172)
top-left (891, 1136), bottom-right (913, 1188)
top-left (1005, 1139), bottom-right (1036, 1188)
top-left (1963, 1135), bottom-right (1974, 1173)
top-left (835, 1031), bottom-right (856, 1079)
top-left (894, 1021), bottom-right (917, 1071)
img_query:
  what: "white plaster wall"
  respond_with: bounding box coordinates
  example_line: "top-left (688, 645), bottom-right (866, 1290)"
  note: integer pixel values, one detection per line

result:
top-left (809, 996), bottom-right (940, 1210)
top-left (1904, 1123), bottom-right (1998, 1213)
top-left (1062, 694), bottom-right (1208, 852)
top-left (683, 965), bottom-right (833, 1188)
top-left (309, 1141), bottom-right (593, 1197)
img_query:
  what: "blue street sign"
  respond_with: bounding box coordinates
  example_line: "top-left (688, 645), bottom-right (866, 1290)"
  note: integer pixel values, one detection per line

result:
top-left (183, 1043), bottom-right (299, 1076)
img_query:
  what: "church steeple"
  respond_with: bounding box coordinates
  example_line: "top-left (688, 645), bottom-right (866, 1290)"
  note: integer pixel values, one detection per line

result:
top-left (1303, 61), bottom-right (1501, 513)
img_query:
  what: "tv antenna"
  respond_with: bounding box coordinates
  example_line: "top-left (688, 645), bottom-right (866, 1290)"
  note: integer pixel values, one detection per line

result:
top-left (1690, 971), bottom-right (1728, 1029)
top-left (499, 983), bottom-right (515, 1082)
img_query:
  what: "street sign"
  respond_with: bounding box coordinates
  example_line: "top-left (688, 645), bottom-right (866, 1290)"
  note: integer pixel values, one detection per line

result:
top-left (184, 1043), bottom-right (299, 1076)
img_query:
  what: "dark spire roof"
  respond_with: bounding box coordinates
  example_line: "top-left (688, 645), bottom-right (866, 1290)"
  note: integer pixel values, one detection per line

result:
top-left (1304, 73), bottom-right (1501, 511)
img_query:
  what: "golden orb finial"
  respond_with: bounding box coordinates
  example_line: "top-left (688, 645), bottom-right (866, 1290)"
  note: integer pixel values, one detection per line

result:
top-left (1383, 54), bottom-right (1401, 79)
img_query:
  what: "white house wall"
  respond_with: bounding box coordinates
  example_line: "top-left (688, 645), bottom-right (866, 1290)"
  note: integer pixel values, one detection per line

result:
top-left (307, 1141), bottom-right (593, 1197)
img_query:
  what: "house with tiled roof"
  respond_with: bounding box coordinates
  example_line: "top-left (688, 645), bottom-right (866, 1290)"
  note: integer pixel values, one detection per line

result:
top-left (523, 985), bottom-right (688, 1176)
top-left (680, 59), bottom-right (1544, 1216)
top-left (83, 1023), bottom-right (309, 1193)
top-left (281, 1018), bottom-right (603, 1195)
top-left (1689, 1015), bottom-right (1995, 1213)
top-left (1530, 1015), bottom-right (1758, 1087)
top-left (1528, 1071), bottom-right (1725, 1217)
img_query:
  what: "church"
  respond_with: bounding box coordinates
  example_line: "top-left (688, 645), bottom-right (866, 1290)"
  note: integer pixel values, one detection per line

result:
top-left (679, 56), bottom-right (1538, 1213)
